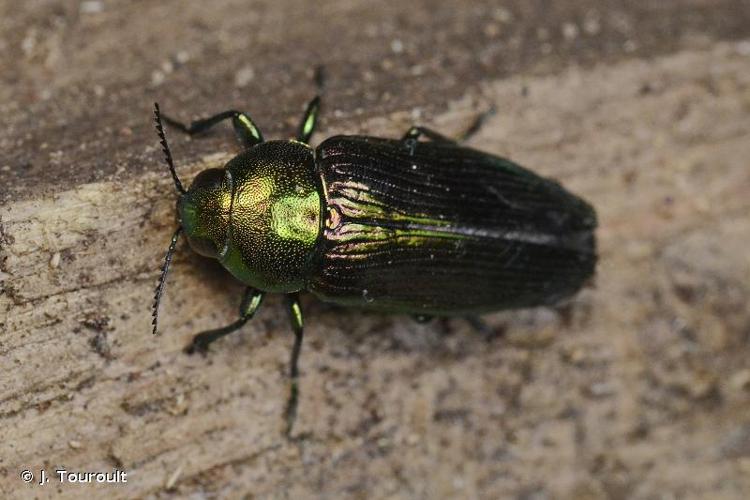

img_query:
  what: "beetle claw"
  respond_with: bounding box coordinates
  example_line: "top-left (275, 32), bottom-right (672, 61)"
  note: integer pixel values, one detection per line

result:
top-left (184, 338), bottom-right (211, 356)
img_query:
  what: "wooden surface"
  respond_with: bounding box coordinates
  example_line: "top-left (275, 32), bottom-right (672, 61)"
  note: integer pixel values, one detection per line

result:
top-left (2, 1), bottom-right (750, 498)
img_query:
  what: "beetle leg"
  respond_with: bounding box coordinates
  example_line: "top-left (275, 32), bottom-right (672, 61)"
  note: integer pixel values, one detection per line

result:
top-left (185, 287), bottom-right (265, 354)
top-left (161, 109), bottom-right (264, 149)
top-left (401, 126), bottom-right (455, 156)
top-left (464, 316), bottom-right (504, 342)
top-left (458, 106), bottom-right (496, 142)
top-left (401, 126), bottom-right (455, 144)
top-left (295, 95), bottom-right (321, 144)
top-left (284, 292), bottom-right (305, 435)
top-left (401, 107), bottom-right (496, 148)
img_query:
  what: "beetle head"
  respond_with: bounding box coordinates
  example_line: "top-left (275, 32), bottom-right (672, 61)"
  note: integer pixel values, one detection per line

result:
top-left (177, 168), bottom-right (231, 259)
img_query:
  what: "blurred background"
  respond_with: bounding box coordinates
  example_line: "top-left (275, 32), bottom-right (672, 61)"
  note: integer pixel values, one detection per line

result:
top-left (1, 1), bottom-right (749, 498)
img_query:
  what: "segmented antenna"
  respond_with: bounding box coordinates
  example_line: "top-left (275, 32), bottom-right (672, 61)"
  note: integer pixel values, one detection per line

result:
top-left (153, 102), bottom-right (186, 194)
top-left (152, 226), bottom-right (183, 335)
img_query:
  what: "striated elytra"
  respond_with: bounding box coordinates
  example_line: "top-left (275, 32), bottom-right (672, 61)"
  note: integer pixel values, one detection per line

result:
top-left (151, 94), bottom-right (597, 434)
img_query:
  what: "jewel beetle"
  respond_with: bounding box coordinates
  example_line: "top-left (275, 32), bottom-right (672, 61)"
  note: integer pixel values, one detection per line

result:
top-left (151, 94), bottom-right (597, 431)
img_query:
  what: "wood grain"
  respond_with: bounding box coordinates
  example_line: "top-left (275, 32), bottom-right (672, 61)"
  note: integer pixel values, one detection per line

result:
top-left (1, 4), bottom-right (750, 498)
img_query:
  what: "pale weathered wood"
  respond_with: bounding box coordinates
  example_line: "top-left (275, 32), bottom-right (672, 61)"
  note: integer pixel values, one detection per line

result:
top-left (2, 7), bottom-right (750, 496)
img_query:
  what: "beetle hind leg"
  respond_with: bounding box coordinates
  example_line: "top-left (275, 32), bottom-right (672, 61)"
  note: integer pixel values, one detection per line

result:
top-left (457, 106), bottom-right (496, 142)
top-left (401, 126), bottom-right (455, 145)
top-left (185, 288), bottom-right (264, 354)
top-left (401, 107), bottom-right (496, 150)
top-left (161, 109), bottom-right (264, 149)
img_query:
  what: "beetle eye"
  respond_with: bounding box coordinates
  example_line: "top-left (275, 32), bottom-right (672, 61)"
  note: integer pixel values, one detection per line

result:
top-left (191, 168), bottom-right (225, 191)
top-left (187, 236), bottom-right (218, 258)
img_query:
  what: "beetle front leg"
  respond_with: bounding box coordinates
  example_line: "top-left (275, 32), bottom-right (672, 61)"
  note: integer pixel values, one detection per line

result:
top-left (295, 96), bottom-right (321, 144)
top-left (283, 292), bottom-right (305, 435)
top-left (161, 109), bottom-right (264, 149)
top-left (185, 287), bottom-right (265, 354)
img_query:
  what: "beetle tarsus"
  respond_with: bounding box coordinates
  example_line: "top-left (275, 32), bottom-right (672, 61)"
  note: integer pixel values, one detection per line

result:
top-left (400, 107), bottom-right (496, 148)
top-left (284, 380), bottom-right (299, 437)
top-left (458, 106), bottom-right (496, 143)
top-left (283, 293), bottom-right (305, 435)
top-left (184, 288), bottom-right (264, 354)
top-left (185, 335), bottom-right (214, 356)
top-left (185, 318), bottom-right (247, 355)
top-left (313, 65), bottom-right (326, 90)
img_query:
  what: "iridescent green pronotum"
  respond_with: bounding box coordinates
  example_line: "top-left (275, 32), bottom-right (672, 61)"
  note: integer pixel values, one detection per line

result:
top-left (151, 95), bottom-right (597, 433)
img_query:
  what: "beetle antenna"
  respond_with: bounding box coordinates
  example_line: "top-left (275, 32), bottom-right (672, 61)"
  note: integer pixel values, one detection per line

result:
top-left (154, 102), bottom-right (186, 194)
top-left (152, 226), bottom-right (183, 335)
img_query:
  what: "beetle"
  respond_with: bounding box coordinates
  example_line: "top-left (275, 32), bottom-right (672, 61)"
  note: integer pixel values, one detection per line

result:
top-left (151, 95), bottom-right (597, 432)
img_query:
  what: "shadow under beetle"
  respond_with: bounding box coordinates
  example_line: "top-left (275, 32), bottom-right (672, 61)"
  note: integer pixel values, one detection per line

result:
top-left (151, 94), bottom-right (597, 434)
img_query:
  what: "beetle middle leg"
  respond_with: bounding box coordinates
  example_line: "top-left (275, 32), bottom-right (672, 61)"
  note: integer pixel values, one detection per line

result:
top-left (185, 287), bottom-right (265, 354)
top-left (295, 96), bottom-right (321, 144)
top-left (161, 109), bottom-right (264, 149)
top-left (283, 292), bottom-right (305, 436)
top-left (294, 65), bottom-right (325, 144)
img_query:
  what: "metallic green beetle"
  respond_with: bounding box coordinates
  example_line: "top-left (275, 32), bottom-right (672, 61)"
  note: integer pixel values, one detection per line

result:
top-left (152, 95), bottom-right (597, 432)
